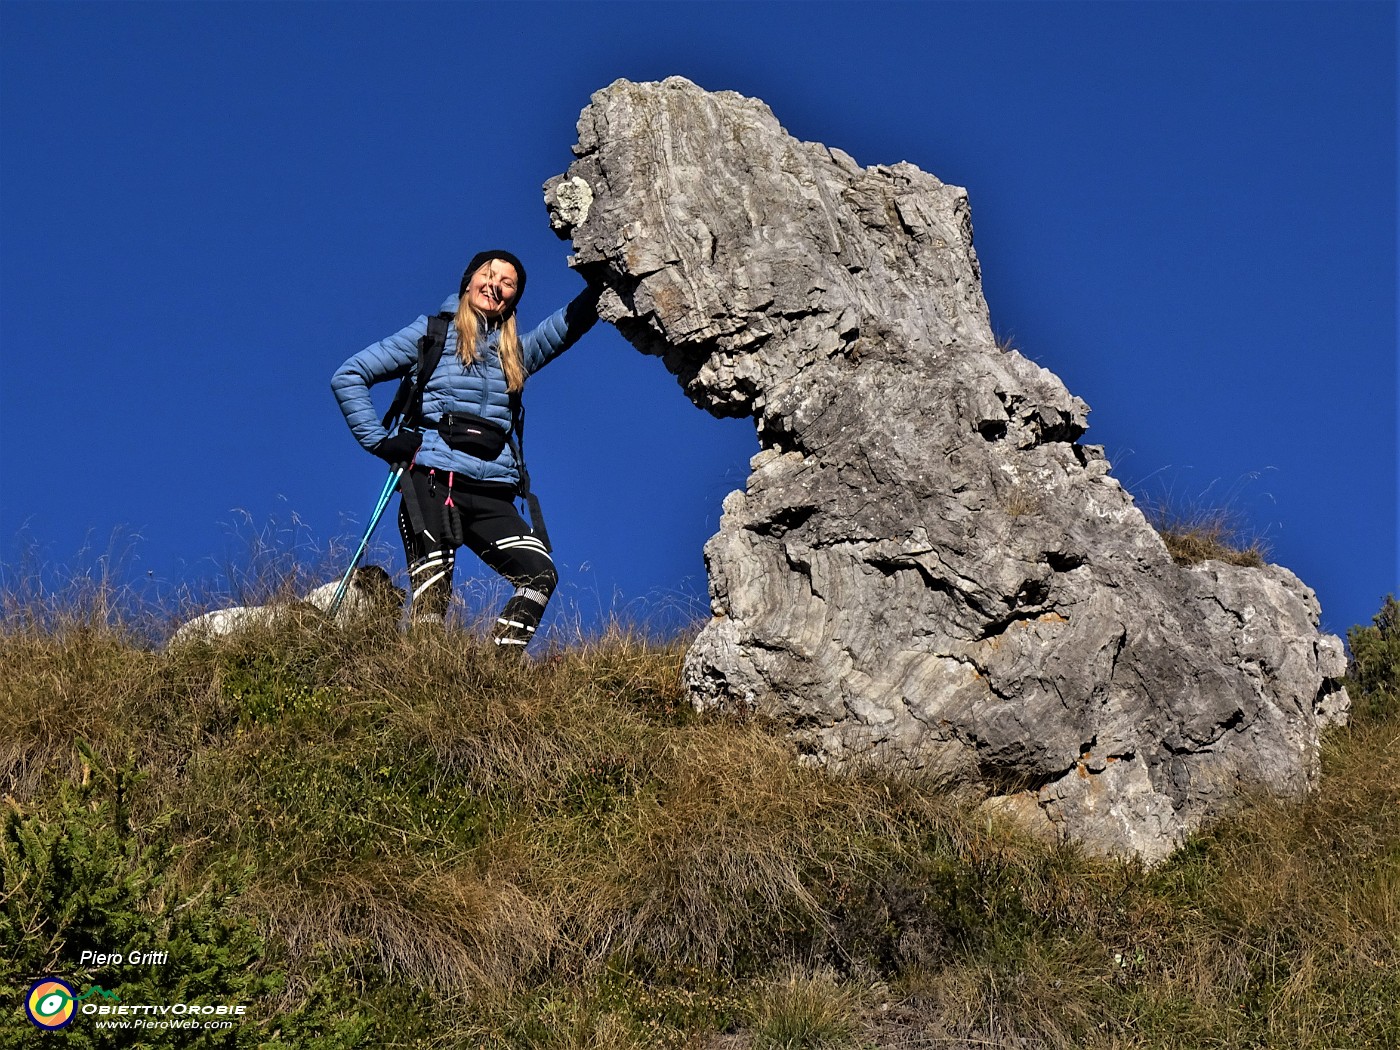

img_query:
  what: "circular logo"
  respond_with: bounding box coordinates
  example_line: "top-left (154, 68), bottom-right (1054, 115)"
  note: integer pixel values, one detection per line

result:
top-left (25, 978), bottom-right (77, 1030)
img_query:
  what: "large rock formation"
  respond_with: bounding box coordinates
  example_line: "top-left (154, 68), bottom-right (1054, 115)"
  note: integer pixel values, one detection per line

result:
top-left (545, 77), bottom-right (1349, 863)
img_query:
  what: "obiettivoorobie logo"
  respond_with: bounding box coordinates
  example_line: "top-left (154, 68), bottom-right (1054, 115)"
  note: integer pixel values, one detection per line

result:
top-left (25, 978), bottom-right (77, 1030)
top-left (23, 980), bottom-right (121, 1030)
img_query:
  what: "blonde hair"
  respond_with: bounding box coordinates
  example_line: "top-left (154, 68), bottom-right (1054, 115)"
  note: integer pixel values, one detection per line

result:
top-left (454, 298), bottom-right (525, 394)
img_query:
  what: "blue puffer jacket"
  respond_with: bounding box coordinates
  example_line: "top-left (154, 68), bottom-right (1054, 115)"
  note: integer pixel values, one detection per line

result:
top-left (332, 290), bottom-right (597, 485)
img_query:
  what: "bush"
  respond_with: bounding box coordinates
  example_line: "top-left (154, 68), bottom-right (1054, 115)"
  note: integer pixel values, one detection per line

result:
top-left (1346, 594), bottom-right (1400, 721)
top-left (0, 746), bottom-right (384, 1047)
top-left (0, 750), bottom-right (275, 1047)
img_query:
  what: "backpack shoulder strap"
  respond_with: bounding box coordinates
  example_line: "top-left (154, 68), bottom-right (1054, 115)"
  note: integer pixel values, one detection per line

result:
top-left (381, 311), bottom-right (454, 432)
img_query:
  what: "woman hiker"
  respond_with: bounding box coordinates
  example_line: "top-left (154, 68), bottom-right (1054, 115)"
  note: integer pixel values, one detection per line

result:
top-left (332, 250), bottom-right (601, 652)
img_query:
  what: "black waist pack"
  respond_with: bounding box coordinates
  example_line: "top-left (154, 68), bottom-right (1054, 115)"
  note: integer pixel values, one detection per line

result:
top-left (435, 412), bottom-right (509, 460)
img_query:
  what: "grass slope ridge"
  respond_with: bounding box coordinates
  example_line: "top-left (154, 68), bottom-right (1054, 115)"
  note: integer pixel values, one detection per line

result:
top-left (2, 594), bottom-right (1398, 1049)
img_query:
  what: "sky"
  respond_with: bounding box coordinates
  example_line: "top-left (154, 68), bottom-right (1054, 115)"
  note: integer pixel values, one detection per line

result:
top-left (1, 1), bottom-right (1394, 642)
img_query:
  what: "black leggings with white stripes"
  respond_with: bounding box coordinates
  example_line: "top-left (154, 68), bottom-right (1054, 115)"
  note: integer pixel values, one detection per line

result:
top-left (397, 469), bottom-right (556, 651)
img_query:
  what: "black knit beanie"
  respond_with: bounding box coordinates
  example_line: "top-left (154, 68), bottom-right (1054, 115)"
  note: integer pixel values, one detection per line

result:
top-left (460, 250), bottom-right (527, 316)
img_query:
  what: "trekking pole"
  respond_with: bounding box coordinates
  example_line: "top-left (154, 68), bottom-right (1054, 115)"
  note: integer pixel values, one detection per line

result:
top-left (327, 466), bottom-right (403, 619)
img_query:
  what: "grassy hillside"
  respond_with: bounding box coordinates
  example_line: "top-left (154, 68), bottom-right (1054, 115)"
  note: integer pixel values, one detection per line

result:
top-left (2, 589), bottom-right (1397, 1049)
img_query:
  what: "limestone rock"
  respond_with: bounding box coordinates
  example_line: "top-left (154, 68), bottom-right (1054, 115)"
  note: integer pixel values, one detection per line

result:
top-left (545, 77), bottom-right (1349, 863)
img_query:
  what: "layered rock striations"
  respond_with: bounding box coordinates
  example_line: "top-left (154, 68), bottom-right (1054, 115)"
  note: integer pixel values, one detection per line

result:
top-left (545, 77), bottom-right (1348, 862)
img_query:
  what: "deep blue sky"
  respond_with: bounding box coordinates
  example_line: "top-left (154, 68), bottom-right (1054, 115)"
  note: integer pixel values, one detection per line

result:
top-left (1, 1), bottom-right (1394, 640)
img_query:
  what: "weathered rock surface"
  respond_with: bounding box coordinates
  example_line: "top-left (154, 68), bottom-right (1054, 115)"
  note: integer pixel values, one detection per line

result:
top-left (545, 77), bottom-right (1349, 863)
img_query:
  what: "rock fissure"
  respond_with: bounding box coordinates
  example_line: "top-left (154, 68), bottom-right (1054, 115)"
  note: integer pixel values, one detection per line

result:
top-left (547, 76), bottom-right (1350, 864)
top-left (977, 604), bottom-right (1065, 643)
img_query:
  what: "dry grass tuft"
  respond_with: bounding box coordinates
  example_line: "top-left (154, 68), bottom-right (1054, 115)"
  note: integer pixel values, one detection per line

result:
top-left (749, 966), bottom-right (861, 1048)
top-left (1141, 500), bottom-right (1270, 568)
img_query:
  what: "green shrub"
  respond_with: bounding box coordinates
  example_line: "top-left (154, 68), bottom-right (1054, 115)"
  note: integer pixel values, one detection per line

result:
top-left (1346, 594), bottom-right (1400, 721)
top-left (0, 747), bottom-right (386, 1047)
top-left (0, 751), bottom-right (275, 1046)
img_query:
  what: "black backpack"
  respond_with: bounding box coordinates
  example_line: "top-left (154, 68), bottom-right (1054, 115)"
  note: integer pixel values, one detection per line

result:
top-left (382, 312), bottom-right (550, 551)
